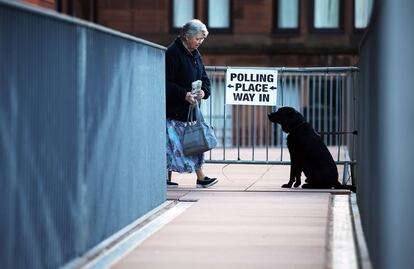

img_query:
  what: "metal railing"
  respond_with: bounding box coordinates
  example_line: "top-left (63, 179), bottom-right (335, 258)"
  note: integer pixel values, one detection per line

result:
top-left (202, 66), bottom-right (358, 171)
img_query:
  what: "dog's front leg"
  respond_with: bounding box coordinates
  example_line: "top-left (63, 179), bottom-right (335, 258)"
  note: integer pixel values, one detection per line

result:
top-left (291, 154), bottom-right (303, 187)
top-left (282, 161), bottom-right (299, 188)
top-left (293, 168), bottom-right (302, 187)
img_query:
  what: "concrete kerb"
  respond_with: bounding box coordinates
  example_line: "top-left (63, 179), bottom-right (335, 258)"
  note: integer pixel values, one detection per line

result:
top-left (350, 193), bottom-right (373, 269)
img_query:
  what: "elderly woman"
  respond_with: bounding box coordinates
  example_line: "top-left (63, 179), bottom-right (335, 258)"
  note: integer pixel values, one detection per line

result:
top-left (165, 19), bottom-right (218, 188)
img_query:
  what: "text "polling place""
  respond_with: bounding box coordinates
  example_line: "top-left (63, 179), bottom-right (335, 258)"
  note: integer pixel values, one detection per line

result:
top-left (225, 68), bottom-right (278, 106)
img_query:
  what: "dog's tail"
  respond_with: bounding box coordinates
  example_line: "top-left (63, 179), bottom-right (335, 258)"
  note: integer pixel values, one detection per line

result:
top-left (334, 183), bottom-right (356, 193)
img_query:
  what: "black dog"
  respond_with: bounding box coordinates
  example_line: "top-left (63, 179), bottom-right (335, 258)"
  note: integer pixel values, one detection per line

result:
top-left (268, 106), bottom-right (355, 192)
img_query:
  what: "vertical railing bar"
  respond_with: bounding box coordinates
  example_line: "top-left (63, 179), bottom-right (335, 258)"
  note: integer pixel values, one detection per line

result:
top-left (329, 75), bottom-right (334, 146)
top-left (208, 72), bottom-right (213, 160)
top-left (345, 73), bottom-right (351, 184)
top-left (246, 105), bottom-right (249, 149)
top-left (218, 72), bottom-right (222, 160)
top-left (258, 107), bottom-right (261, 148)
top-left (339, 75), bottom-right (345, 160)
top-left (324, 73), bottom-right (328, 144)
top-left (213, 72), bottom-right (217, 160)
top-left (352, 71), bottom-right (358, 163)
top-left (335, 74), bottom-right (340, 161)
top-left (270, 105), bottom-right (274, 147)
top-left (338, 73), bottom-right (343, 161)
top-left (280, 71), bottom-right (285, 161)
top-left (296, 75), bottom-right (304, 112)
top-left (222, 75), bottom-right (226, 161)
top-left (288, 75), bottom-right (292, 106)
top-left (318, 74), bottom-right (322, 133)
top-left (335, 74), bottom-right (339, 158)
top-left (237, 104), bottom-right (241, 160)
top-left (300, 75), bottom-right (304, 114)
top-left (266, 106), bottom-right (269, 161)
top-left (247, 106), bottom-right (253, 154)
top-left (347, 74), bottom-right (351, 157)
top-left (241, 104), bottom-right (245, 148)
top-left (252, 105), bottom-right (256, 160)
top-left (263, 106), bottom-right (266, 148)
top-left (259, 106), bottom-right (263, 147)
top-left (337, 75), bottom-right (342, 161)
top-left (295, 75), bottom-right (299, 110)
top-left (244, 105), bottom-right (247, 150)
top-left (312, 75), bottom-right (316, 129)
top-left (306, 75), bottom-right (310, 123)
top-left (349, 72), bottom-right (354, 163)
top-left (318, 75), bottom-right (322, 133)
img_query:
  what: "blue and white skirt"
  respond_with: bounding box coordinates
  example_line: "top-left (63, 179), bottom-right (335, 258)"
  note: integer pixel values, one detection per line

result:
top-left (166, 119), bottom-right (204, 173)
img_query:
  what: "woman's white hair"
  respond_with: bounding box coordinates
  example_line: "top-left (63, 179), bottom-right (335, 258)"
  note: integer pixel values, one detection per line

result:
top-left (180, 19), bottom-right (209, 39)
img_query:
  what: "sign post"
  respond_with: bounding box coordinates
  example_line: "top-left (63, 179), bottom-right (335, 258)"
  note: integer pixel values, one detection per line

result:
top-left (225, 68), bottom-right (278, 106)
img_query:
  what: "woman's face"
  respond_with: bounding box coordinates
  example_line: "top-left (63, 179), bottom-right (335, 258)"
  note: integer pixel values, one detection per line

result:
top-left (185, 33), bottom-right (205, 51)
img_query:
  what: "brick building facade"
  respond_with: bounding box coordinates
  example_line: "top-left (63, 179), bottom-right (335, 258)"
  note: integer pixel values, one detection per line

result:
top-left (19, 0), bottom-right (371, 67)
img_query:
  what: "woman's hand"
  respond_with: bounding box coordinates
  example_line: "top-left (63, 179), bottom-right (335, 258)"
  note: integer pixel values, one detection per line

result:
top-left (194, 89), bottom-right (205, 100)
top-left (185, 92), bottom-right (197, 105)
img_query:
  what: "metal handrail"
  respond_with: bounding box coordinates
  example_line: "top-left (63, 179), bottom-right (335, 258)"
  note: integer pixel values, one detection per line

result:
top-left (206, 66), bottom-right (359, 72)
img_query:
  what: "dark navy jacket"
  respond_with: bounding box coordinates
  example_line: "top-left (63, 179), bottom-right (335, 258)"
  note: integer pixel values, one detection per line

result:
top-left (165, 37), bottom-right (211, 122)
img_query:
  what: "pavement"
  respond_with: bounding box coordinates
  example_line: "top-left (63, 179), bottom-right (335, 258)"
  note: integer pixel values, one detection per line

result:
top-left (107, 163), bottom-right (356, 269)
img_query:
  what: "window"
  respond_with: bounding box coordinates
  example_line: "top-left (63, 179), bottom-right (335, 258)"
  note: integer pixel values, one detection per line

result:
top-left (313, 0), bottom-right (341, 29)
top-left (207, 0), bottom-right (231, 32)
top-left (354, 0), bottom-right (374, 28)
top-left (276, 0), bottom-right (299, 31)
top-left (172, 0), bottom-right (195, 29)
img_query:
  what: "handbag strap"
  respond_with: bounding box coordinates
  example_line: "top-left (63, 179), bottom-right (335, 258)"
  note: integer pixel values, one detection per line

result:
top-left (186, 100), bottom-right (206, 124)
top-left (194, 100), bottom-right (206, 123)
top-left (187, 102), bottom-right (194, 124)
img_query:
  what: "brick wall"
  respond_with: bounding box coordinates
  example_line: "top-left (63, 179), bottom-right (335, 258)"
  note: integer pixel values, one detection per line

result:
top-left (233, 0), bottom-right (273, 33)
top-left (19, 0), bottom-right (55, 10)
top-left (18, 0), bottom-right (363, 67)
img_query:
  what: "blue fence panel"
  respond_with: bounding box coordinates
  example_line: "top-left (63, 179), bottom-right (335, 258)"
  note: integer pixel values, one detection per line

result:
top-left (0, 2), bottom-right (166, 268)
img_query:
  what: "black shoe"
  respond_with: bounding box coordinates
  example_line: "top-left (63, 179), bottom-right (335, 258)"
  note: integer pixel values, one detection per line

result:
top-left (196, 177), bottom-right (218, 188)
top-left (167, 180), bottom-right (178, 187)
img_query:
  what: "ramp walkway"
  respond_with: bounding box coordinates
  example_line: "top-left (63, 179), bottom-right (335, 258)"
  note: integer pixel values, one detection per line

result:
top-left (83, 164), bottom-right (359, 269)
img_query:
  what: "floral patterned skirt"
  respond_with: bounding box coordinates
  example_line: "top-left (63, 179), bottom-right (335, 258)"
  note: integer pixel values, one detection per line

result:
top-left (166, 119), bottom-right (204, 173)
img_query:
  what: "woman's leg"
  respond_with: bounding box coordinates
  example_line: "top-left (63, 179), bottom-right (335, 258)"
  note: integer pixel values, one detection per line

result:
top-left (195, 168), bottom-right (205, 181)
top-left (167, 170), bottom-right (178, 187)
top-left (195, 167), bottom-right (218, 188)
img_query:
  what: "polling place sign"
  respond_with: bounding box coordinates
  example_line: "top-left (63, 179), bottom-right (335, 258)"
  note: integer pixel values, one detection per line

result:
top-left (225, 68), bottom-right (278, 106)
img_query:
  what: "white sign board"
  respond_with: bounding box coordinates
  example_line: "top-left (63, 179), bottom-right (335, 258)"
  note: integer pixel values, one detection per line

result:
top-left (225, 68), bottom-right (278, 106)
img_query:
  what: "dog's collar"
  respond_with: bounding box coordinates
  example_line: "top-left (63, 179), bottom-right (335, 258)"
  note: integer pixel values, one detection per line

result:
top-left (288, 122), bottom-right (306, 133)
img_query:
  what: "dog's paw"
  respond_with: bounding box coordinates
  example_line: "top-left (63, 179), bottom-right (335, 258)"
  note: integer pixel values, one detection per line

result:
top-left (293, 181), bottom-right (301, 188)
top-left (281, 183), bottom-right (292, 188)
top-left (301, 183), bottom-right (318, 189)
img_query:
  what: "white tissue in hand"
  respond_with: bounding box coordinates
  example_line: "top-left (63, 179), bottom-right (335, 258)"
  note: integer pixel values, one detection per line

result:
top-left (191, 80), bottom-right (202, 94)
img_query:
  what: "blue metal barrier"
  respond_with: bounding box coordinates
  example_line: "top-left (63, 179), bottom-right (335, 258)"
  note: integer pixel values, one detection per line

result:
top-left (0, 1), bottom-right (166, 268)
